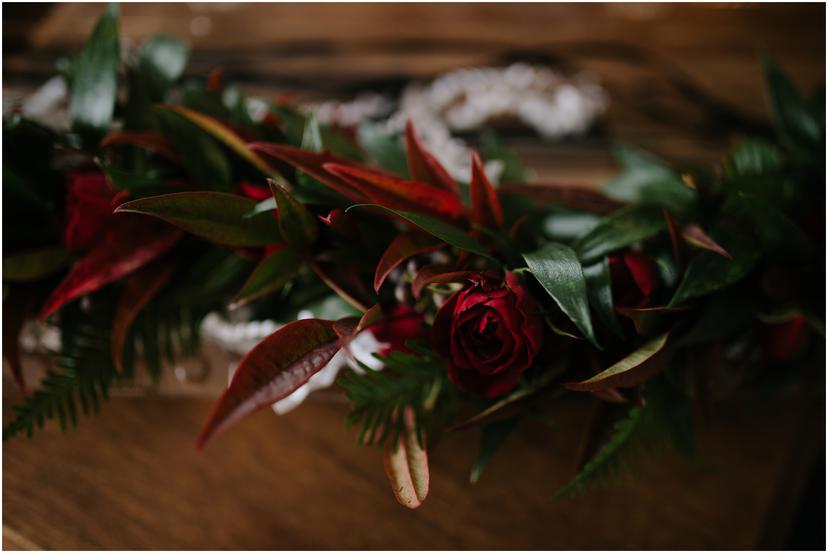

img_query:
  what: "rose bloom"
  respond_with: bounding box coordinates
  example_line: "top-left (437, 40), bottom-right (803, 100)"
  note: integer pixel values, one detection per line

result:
top-left (432, 271), bottom-right (544, 397)
top-left (64, 171), bottom-right (116, 253)
top-left (609, 251), bottom-right (658, 308)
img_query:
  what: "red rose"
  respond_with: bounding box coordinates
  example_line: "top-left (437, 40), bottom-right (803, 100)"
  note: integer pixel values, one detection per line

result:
top-left (432, 271), bottom-right (544, 397)
top-left (64, 171), bottom-right (116, 253)
top-left (609, 251), bottom-right (657, 308)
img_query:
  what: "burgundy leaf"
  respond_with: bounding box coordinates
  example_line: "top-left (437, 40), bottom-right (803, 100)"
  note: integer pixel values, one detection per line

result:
top-left (318, 208), bottom-right (359, 240)
top-left (404, 119), bottom-right (459, 196)
top-left (374, 231), bottom-right (442, 292)
top-left (324, 163), bottom-right (467, 222)
top-left (411, 265), bottom-right (471, 299)
top-left (40, 218), bottom-right (181, 320)
top-left (469, 151), bottom-right (504, 229)
top-left (682, 224), bottom-right (733, 260)
top-left (267, 178), bottom-right (318, 248)
top-left (196, 318), bottom-right (343, 449)
top-left (310, 256), bottom-right (373, 312)
top-left (100, 131), bottom-right (180, 163)
top-left (111, 258), bottom-right (177, 373)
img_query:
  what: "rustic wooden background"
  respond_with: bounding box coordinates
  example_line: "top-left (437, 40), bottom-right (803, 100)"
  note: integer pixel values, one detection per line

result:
top-left (3, 2), bottom-right (826, 550)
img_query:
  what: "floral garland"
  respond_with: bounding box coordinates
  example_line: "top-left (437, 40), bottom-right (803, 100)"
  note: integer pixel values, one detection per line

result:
top-left (3, 5), bottom-right (825, 507)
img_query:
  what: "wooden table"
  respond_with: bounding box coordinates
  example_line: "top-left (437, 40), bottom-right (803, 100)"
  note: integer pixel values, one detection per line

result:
top-left (3, 2), bottom-right (825, 549)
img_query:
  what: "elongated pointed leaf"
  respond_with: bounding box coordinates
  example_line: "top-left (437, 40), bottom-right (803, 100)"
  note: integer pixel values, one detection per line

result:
top-left (501, 184), bottom-right (624, 215)
top-left (249, 142), bottom-right (368, 201)
top-left (115, 191), bottom-right (281, 246)
top-left (470, 151), bottom-right (504, 229)
top-left (196, 318), bottom-right (342, 449)
top-left (374, 232), bottom-right (441, 292)
top-left (405, 120), bottom-right (459, 196)
top-left (383, 406), bottom-right (429, 509)
top-left (3, 247), bottom-right (70, 282)
top-left (40, 218), bottom-right (180, 320)
top-left (411, 265), bottom-right (471, 299)
top-left (111, 258), bottom-right (176, 372)
top-left (159, 104), bottom-right (275, 176)
top-left (669, 229), bottom-right (760, 306)
top-left (523, 243), bottom-right (599, 348)
top-left (565, 331), bottom-right (670, 391)
top-left (267, 179), bottom-right (318, 248)
top-left (310, 257), bottom-right (373, 312)
top-left (681, 224), bottom-right (732, 259)
top-left (68, 3), bottom-right (119, 137)
top-left (762, 55), bottom-right (822, 148)
top-left (325, 163), bottom-right (466, 222)
top-left (100, 131), bottom-right (179, 162)
top-left (615, 306), bottom-right (688, 336)
top-left (231, 248), bottom-right (301, 308)
top-left (582, 258), bottom-right (624, 339)
top-left (347, 204), bottom-right (495, 262)
top-left (574, 205), bottom-right (666, 263)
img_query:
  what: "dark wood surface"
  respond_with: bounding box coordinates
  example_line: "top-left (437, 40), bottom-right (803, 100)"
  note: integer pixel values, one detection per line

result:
top-left (3, 3), bottom-right (826, 550)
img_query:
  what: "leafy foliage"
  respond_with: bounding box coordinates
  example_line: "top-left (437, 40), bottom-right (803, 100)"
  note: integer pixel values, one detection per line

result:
top-left (340, 342), bottom-right (455, 447)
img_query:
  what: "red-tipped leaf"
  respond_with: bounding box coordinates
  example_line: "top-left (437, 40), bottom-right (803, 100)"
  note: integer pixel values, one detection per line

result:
top-left (404, 120), bottom-right (459, 196)
top-left (40, 218), bottom-right (181, 320)
top-left (411, 265), bottom-right (472, 299)
top-left (682, 224), bottom-right (733, 260)
top-left (267, 178), bottom-right (318, 248)
top-left (470, 151), bottom-right (504, 229)
top-left (196, 318), bottom-right (343, 449)
top-left (374, 231), bottom-right (442, 292)
top-left (325, 163), bottom-right (467, 221)
top-left (111, 258), bottom-right (177, 373)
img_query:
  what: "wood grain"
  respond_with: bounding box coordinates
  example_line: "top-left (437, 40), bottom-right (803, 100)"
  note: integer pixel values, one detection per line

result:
top-left (3, 396), bottom-right (821, 549)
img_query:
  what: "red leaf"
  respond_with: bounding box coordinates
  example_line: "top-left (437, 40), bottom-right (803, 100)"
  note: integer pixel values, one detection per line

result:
top-left (318, 208), bottom-right (359, 240)
top-left (111, 258), bottom-right (177, 373)
top-left (39, 217), bottom-right (181, 320)
top-left (249, 143), bottom-right (368, 202)
top-left (310, 256), bottom-right (373, 312)
top-left (470, 151), bottom-right (504, 229)
top-left (324, 163), bottom-right (467, 222)
top-left (500, 184), bottom-right (625, 215)
top-left (196, 318), bottom-right (342, 449)
top-left (682, 224), bottom-right (733, 260)
top-left (100, 131), bottom-right (180, 163)
top-left (267, 178), bottom-right (318, 248)
top-left (383, 406), bottom-right (429, 509)
top-left (411, 265), bottom-right (471, 299)
top-left (404, 120), bottom-right (459, 196)
top-left (374, 231), bottom-right (442, 292)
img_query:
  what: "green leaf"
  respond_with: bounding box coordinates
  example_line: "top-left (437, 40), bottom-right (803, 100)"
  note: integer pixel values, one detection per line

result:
top-left (565, 331), bottom-right (670, 391)
top-left (762, 55), bottom-right (822, 149)
top-left (155, 108), bottom-right (233, 191)
top-left (96, 158), bottom-right (170, 194)
top-left (523, 243), bottom-right (599, 348)
top-left (573, 205), bottom-right (665, 264)
top-left (357, 122), bottom-right (410, 177)
top-left (136, 35), bottom-right (190, 100)
top-left (268, 179), bottom-right (318, 248)
top-left (302, 111), bottom-right (324, 152)
top-left (669, 228), bottom-right (760, 306)
top-left (231, 248), bottom-right (301, 308)
top-left (115, 192), bottom-right (281, 246)
top-left (68, 3), bottom-right (119, 139)
top-left (602, 145), bottom-right (697, 217)
top-left (582, 257), bottom-right (624, 339)
top-left (479, 130), bottom-right (526, 183)
top-left (470, 417), bottom-right (521, 484)
top-left (3, 247), bottom-right (70, 282)
top-left (346, 204), bottom-right (496, 261)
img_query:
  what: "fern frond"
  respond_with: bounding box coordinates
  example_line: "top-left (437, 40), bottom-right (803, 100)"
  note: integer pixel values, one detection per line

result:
top-left (339, 341), bottom-right (451, 447)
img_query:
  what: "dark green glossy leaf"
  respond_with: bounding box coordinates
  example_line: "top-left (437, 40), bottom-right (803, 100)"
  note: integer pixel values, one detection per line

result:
top-left (582, 257), bottom-right (624, 339)
top-left (231, 248), bottom-right (301, 307)
top-left (346, 204), bottom-right (495, 261)
top-left (574, 205), bottom-right (665, 264)
top-left (523, 243), bottom-right (599, 348)
top-left (669, 229), bottom-right (760, 307)
top-left (470, 417), bottom-right (521, 484)
top-left (3, 247), bottom-right (70, 282)
top-left (115, 192), bottom-right (281, 246)
top-left (602, 145), bottom-right (697, 217)
top-left (68, 3), bottom-right (119, 138)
